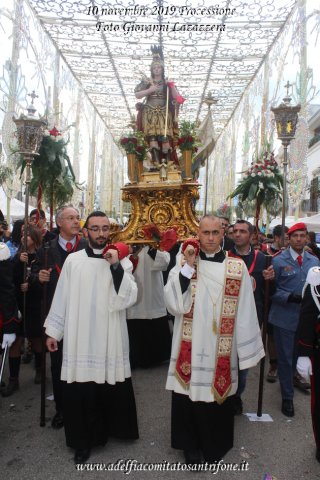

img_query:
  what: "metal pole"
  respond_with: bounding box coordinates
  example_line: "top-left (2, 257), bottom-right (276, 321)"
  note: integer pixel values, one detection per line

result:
top-left (281, 142), bottom-right (288, 247)
top-left (23, 158), bottom-right (32, 331)
top-left (203, 156), bottom-right (209, 215)
top-left (40, 242), bottom-right (49, 427)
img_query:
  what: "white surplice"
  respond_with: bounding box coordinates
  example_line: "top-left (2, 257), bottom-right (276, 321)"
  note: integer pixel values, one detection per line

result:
top-left (165, 254), bottom-right (265, 403)
top-left (44, 250), bottom-right (137, 385)
top-left (127, 247), bottom-right (170, 319)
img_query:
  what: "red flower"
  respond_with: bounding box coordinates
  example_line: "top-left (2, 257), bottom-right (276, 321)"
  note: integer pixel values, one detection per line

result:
top-left (176, 95), bottom-right (186, 105)
top-left (142, 224), bottom-right (161, 242)
top-left (160, 228), bottom-right (178, 252)
top-left (181, 238), bottom-right (200, 256)
top-left (49, 126), bottom-right (61, 137)
top-left (121, 138), bottom-right (128, 145)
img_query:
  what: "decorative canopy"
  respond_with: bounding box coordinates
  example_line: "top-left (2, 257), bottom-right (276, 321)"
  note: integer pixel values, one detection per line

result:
top-left (28, 0), bottom-right (297, 140)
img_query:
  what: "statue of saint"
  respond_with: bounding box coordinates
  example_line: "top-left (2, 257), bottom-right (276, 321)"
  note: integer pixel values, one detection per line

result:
top-left (135, 46), bottom-right (184, 167)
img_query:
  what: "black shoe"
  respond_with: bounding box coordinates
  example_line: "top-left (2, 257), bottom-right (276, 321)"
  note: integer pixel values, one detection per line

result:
top-left (294, 373), bottom-right (311, 391)
top-left (232, 396), bottom-right (243, 415)
top-left (316, 448), bottom-right (320, 463)
top-left (74, 448), bottom-right (91, 464)
top-left (21, 352), bottom-right (33, 364)
top-left (1, 378), bottom-right (19, 397)
top-left (51, 411), bottom-right (64, 429)
top-left (281, 399), bottom-right (294, 417)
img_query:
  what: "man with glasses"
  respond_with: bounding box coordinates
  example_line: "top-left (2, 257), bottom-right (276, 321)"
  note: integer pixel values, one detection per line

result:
top-left (45, 211), bottom-right (138, 463)
top-left (31, 205), bottom-right (87, 429)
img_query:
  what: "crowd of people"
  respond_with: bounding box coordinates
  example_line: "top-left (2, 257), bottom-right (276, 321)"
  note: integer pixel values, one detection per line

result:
top-left (1, 208), bottom-right (320, 466)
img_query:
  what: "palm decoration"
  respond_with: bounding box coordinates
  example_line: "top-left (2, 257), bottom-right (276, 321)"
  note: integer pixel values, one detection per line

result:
top-left (18, 127), bottom-right (80, 226)
top-left (228, 148), bottom-right (283, 230)
top-left (0, 165), bottom-right (13, 185)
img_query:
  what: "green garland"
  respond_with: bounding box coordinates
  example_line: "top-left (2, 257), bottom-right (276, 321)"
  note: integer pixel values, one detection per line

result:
top-left (18, 131), bottom-right (79, 206)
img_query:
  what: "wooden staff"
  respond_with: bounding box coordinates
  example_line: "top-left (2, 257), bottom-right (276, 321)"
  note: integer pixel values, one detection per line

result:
top-left (164, 60), bottom-right (171, 139)
top-left (257, 254), bottom-right (272, 417)
top-left (40, 242), bottom-right (50, 427)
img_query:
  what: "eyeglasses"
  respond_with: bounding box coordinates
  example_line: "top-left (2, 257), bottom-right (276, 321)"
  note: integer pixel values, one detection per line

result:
top-left (86, 226), bottom-right (110, 233)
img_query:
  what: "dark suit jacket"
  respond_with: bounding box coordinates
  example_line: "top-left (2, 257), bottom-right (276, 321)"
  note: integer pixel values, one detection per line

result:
top-left (30, 236), bottom-right (87, 312)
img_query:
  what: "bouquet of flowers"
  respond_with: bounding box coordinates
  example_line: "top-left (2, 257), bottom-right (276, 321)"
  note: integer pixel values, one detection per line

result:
top-left (177, 120), bottom-right (199, 153)
top-left (228, 147), bottom-right (283, 229)
top-left (120, 135), bottom-right (138, 154)
top-left (120, 131), bottom-right (148, 160)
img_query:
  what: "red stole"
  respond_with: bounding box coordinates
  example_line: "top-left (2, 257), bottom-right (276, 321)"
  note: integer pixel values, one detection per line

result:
top-left (175, 252), bottom-right (244, 404)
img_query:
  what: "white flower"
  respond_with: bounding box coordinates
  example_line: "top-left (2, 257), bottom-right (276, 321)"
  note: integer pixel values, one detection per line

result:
top-left (257, 171), bottom-right (262, 176)
top-left (251, 173), bottom-right (256, 177)
top-left (43, 129), bottom-right (50, 136)
top-left (259, 182), bottom-right (264, 189)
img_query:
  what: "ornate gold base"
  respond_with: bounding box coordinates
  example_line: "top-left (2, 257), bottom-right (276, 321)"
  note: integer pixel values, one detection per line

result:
top-left (140, 170), bottom-right (181, 184)
top-left (110, 178), bottom-right (200, 244)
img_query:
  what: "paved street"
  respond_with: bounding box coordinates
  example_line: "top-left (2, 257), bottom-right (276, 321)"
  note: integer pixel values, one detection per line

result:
top-left (0, 356), bottom-right (319, 480)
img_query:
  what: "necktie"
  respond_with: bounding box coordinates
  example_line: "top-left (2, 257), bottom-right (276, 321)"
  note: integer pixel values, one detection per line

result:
top-left (66, 242), bottom-right (73, 252)
top-left (297, 255), bottom-right (303, 267)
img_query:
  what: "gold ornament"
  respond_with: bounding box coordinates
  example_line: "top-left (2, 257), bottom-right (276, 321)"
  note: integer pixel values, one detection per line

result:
top-left (110, 176), bottom-right (200, 245)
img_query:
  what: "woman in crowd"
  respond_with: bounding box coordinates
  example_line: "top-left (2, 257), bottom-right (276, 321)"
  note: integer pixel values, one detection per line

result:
top-left (1, 224), bottom-right (42, 396)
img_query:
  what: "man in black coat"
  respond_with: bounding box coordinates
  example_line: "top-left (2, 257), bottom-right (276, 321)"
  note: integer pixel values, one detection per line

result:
top-left (0, 243), bottom-right (21, 386)
top-left (0, 243), bottom-right (21, 336)
top-left (31, 206), bottom-right (87, 428)
top-left (297, 266), bottom-right (320, 463)
top-left (230, 219), bottom-right (275, 413)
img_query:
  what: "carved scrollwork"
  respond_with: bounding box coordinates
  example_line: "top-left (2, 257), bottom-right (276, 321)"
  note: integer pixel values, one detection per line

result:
top-left (111, 180), bottom-right (200, 244)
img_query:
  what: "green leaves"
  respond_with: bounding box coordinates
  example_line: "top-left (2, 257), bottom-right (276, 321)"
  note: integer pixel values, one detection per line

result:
top-left (19, 134), bottom-right (77, 207)
top-left (248, 183), bottom-right (258, 201)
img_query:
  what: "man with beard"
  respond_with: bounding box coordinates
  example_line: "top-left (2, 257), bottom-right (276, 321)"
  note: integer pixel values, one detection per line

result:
top-left (45, 211), bottom-right (138, 463)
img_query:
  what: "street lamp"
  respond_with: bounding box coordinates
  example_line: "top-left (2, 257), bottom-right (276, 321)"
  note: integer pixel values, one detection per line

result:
top-left (13, 91), bottom-right (47, 248)
top-left (271, 81), bottom-right (300, 246)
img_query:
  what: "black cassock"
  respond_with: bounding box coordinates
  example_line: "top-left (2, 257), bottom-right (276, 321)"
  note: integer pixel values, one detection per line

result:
top-left (298, 284), bottom-right (320, 450)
